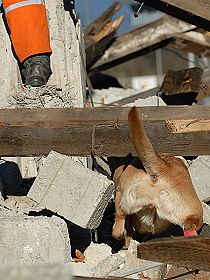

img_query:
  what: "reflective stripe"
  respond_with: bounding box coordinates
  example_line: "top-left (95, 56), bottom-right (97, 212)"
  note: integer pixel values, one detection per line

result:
top-left (5, 0), bottom-right (44, 13)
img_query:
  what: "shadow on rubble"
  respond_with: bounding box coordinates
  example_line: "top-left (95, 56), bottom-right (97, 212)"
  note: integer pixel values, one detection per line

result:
top-left (0, 160), bottom-right (22, 198)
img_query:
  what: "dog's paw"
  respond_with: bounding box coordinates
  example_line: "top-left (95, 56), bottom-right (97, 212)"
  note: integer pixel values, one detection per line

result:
top-left (112, 221), bottom-right (127, 240)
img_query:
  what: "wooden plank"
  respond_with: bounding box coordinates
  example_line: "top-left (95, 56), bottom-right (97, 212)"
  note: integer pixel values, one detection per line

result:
top-left (160, 67), bottom-right (204, 96)
top-left (169, 30), bottom-right (210, 57)
top-left (90, 15), bottom-right (194, 72)
top-left (136, 0), bottom-right (210, 31)
top-left (137, 237), bottom-right (210, 272)
top-left (1, 106), bottom-right (210, 157)
top-left (84, 2), bottom-right (121, 36)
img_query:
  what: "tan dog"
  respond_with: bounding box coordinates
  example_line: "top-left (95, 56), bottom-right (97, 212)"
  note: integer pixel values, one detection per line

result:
top-left (112, 107), bottom-right (203, 244)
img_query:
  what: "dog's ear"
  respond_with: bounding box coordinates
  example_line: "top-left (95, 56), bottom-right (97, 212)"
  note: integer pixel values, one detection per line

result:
top-left (128, 107), bottom-right (166, 177)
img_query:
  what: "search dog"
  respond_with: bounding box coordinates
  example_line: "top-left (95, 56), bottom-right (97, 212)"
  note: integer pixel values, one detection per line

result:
top-left (111, 107), bottom-right (203, 245)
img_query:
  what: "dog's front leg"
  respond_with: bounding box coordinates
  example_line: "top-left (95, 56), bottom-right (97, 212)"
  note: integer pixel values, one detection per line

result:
top-left (112, 187), bottom-right (127, 240)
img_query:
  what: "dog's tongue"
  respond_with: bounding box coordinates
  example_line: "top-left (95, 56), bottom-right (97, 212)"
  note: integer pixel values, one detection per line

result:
top-left (184, 229), bottom-right (198, 237)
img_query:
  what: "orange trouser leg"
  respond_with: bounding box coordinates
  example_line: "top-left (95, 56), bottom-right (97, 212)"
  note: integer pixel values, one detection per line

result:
top-left (2, 0), bottom-right (52, 62)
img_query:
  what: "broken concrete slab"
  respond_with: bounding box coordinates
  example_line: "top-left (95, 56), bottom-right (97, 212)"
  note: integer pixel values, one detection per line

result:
top-left (109, 240), bottom-right (164, 278)
top-left (188, 156), bottom-right (210, 202)
top-left (0, 215), bottom-right (70, 267)
top-left (0, 196), bottom-right (44, 215)
top-left (0, 263), bottom-right (73, 280)
top-left (71, 240), bottom-right (165, 279)
top-left (93, 252), bottom-right (125, 277)
top-left (71, 243), bottom-right (125, 278)
top-left (27, 151), bottom-right (114, 229)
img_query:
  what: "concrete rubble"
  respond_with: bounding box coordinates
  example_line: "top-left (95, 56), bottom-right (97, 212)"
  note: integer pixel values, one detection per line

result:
top-left (92, 87), bottom-right (164, 107)
top-left (93, 87), bottom-right (140, 106)
top-left (27, 151), bottom-right (114, 229)
top-left (0, 196), bottom-right (44, 215)
top-left (0, 211), bottom-right (71, 267)
top-left (71, 240), bottom-right (165, 279)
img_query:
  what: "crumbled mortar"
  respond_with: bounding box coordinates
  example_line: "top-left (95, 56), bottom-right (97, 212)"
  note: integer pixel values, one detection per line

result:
top-left (8, 85), bottom-right (75, 108)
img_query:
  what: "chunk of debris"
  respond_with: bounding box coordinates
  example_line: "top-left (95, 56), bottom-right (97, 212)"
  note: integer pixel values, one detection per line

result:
top-left (27, 151), bottom-right (114, 229)
top-left (84, 242), bottom-right (112, 267)
top-left (0, 196), bottom-right (44, 215)
top-left (71, 240), bottom-right (165, 279)
top-left (0, 215), bottom-right (70, 267)
top-left (93, 251), bottom-right (125, 277)
top-left (110, 240), bottom-right (164, 278)
top-left (93, 87), bottom-right (140, 106)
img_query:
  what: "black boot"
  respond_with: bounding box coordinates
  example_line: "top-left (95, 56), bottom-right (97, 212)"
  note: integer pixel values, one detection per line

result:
top-left (22, 54), bottom-right (52, 87)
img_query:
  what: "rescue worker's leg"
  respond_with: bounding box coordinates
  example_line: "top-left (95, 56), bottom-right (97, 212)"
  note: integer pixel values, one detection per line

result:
top-left (2, 0), bottom-right (52, 86)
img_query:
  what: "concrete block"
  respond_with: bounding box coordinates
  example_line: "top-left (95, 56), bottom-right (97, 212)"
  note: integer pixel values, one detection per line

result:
top-left (0, 263), bottom-right (73, 280)
top-left (0, 215), bottom-right (71, 267)
top-left (27, 151), bottom-right (114, 229)
top-left (188, 156), bottom-right (210, 202)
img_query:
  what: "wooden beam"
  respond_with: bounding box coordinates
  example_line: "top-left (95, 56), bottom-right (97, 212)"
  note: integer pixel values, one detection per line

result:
top-left (90, 16), bottom-right (194, 73)
top-left (1, 107), bottom-right (210, 157)
top-left (160, 67), bottom-right (204, 96)
top-left (169, 30), bottom-right (210, 57)
top-left (136, 0), bottom-right (210, 31)
top-left (137, 237), bottom-right (210, 272)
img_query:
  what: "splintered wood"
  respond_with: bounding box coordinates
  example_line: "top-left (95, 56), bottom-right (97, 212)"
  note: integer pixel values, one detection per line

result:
top-left (166, 119), bottom-right (210, 133)
top-left (84, 2), bottom-right (124, 69)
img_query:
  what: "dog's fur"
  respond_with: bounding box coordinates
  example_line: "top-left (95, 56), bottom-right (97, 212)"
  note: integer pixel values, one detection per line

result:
top-left (111, 107), bottom-right (203, 244)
